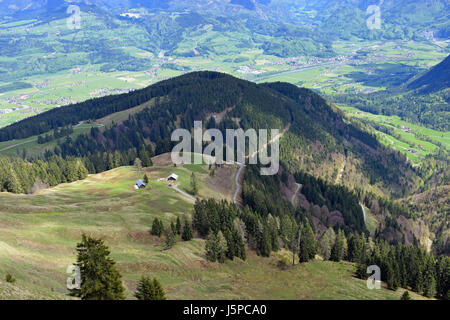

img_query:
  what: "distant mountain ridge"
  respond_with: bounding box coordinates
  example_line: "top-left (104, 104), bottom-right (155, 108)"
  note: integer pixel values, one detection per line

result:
top-left (1, 0), bottom-right (448, 40)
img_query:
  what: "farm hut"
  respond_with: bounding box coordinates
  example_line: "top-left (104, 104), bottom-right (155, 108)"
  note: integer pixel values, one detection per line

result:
top-left (167, 174), bottom-right (179, 182)
top-left (135, 179), bottom-right (146, 189)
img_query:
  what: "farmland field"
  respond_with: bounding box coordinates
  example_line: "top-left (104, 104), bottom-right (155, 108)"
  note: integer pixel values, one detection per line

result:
top-left (337, 105), bottom-right (450, 163)
top-left (0, 11), bottom-right (447, 131)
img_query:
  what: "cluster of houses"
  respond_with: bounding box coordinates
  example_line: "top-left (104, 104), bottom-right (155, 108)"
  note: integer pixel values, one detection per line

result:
top-left (134, 173), bottom-right (178, 189)
top-left (401, 125), bottom-right (413, 133)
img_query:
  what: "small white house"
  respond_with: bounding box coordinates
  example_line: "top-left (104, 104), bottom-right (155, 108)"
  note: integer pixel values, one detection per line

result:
top-left (135, 179), bottom-right (146, 189)
top-left (167, 174), bottom-right (179, 182)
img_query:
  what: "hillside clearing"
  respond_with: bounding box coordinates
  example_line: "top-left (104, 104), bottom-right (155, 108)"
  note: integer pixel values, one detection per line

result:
top-left (0, 165), bottom-right (428, 300)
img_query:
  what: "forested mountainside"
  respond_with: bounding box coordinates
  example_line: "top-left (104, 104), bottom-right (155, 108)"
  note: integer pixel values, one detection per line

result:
top-left (0, 70), bottom-right (448, 299)
top-left (408, 55), bottom-right (450, 94)
top-left (329, 55), bottom-right (450, 131)
top-left (284, 0), bottom-right (449, 39)
top-left (1, 72), bottom-right (446, 250)
top-left (0, 71), bottom-right (422, 197)
top-left (402, 186), bottom-right (450, 256)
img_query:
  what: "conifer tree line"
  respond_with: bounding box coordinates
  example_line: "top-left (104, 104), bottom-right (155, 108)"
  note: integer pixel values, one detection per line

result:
top-left (192, 198), bottom-right (318, 262)
top-left (192, 198), bottom-right (450, 299)
top-left (0, 72), bottom-right (241, 142)
top-left (151, 216), bottom-right (194, 250)
top-left (0, 144), bottom-right (153, 194)
top-left (37, 125), bottom-right (74, 144)
top-left (242, 165), bottom-right (367, 234)
top-left (294, 170), bottom-right (366, 232)
top-left (347, 233), bottom-right (450, 299)
top-left (189, 163), bottom-right (449, 300)
top-left (322, 227), bottom-right (450, 299)
top-left (0, 155), bottom-right (88, 194)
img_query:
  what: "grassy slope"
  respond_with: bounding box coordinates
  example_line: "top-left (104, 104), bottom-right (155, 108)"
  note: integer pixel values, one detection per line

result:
top-left (338, 105), bottom-right (449, 163)
top-left (0, 123), bottom-right (102, 157)
top-left (0, 163), bottom-right (427, 300)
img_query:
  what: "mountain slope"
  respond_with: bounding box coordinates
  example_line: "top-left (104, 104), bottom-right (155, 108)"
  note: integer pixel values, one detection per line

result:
top-left (272, 0), bottom-right (450, 40)
top-left (330, 54), bottom-right (450, 130)
top-left (0, 165), bottom-right (429, 300)
top-left (408, 55), bottom-right (450, 93)
top-left (0, 71), bottom-right (419, 198)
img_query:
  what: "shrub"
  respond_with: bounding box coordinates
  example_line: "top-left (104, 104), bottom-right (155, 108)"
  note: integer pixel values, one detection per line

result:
top-left (5, 272), bottom-right (16, 283)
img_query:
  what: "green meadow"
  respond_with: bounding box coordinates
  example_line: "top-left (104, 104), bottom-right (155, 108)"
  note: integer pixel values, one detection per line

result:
top-left (338, 104), bottom-right (449, 163)
top-left (0, 165), bottom-right (428, 300)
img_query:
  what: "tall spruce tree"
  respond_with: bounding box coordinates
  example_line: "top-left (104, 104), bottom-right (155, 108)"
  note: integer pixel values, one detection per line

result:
top-left (164, 227), bottom-right (176, 250)
top-left (330, 230), bottom-right (344, 262)
top-left (135, 276), bottom-right (166, 300)
top-left (205, 231), bottom-right (218, 262)
top-left (319, 227), bottom-right (336, 261)
top-left (299, 222), bottom-right (317, 263)
top-left (182, 218), bottom-right (193, 241)
top-left (190, 172), bottom-right (198, 195)
top-left (217, 231), bottom-right (228, 263)
top-left (176, 216), bottom-right (182, 235)
top-left (70, 234), bottom-right (125, 300)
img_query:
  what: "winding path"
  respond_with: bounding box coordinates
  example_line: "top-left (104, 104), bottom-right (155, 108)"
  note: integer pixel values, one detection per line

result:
top-left (0, 123), bottom-right (104, 153)
top-left (291, 183), bottom-right (301, 205)
top-left (232, 124), bottom-right (291, 204)
top-left (232, 163), bottom-right (245, 204)
top-left (170, 183), bottom-right (196, 202)
top-left (0, 138), bottom-right (36, 152)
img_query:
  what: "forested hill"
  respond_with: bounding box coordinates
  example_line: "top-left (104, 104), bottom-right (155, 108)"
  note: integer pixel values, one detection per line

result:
top-left (408, 55), bottom-right (450, 93)
top-left (0, 71), bottom-right (419, 197)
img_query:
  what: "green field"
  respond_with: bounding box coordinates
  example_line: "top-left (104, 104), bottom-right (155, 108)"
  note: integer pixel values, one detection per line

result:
top-left (0, 164), bottom-right (428, 300)
top-left (337, 105), bottom-right (449, 163)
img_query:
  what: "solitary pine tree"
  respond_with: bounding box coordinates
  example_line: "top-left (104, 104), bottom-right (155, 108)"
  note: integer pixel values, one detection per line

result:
top-left (164, 227), bottom-right (176, 250)
top-left (70, 234), bottom-right (125, 300)
top-left (135, 276), bottom-right (166, 300)
top-left (182, 218), bottom-right (193, 241)
top-left (190, 172), bottom-right (198, 195)
top-left (176, 217), bottom-right (182, 235)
